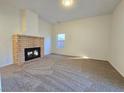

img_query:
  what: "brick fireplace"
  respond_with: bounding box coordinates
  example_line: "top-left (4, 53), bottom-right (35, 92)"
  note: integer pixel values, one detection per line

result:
top-left (13, 34), bottom-right (44, 65)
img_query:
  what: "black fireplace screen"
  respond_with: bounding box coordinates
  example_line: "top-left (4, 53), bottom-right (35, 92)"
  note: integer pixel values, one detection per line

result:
top-left (25, 47), bottom-right (41, 61)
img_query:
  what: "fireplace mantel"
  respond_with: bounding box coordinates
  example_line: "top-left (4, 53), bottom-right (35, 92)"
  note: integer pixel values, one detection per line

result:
top-left (13, 34), bottom-right (44, 65)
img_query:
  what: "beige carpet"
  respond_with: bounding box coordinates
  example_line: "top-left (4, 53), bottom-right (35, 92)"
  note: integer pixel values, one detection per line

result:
top-left (0, 54), bottom-right (124, 92)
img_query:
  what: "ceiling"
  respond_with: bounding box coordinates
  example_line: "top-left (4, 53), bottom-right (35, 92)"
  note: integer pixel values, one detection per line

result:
top-left (1, 0), bottom-right (121, 24)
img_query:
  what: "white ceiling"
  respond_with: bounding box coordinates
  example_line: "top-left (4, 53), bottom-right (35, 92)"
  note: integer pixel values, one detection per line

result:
top-left (1, 0), bottom-right (121, 23)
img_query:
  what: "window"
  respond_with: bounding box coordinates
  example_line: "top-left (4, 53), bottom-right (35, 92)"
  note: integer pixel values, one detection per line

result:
top-left (57, 34), bottom-right (65, 48)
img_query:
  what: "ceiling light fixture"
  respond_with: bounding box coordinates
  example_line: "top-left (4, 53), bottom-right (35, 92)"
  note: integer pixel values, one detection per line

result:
top-left (62, 0), bottom-right (74, 7)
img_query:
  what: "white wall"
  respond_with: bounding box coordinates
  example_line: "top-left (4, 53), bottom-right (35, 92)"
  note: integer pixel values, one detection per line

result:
top-left (110, 0), bottom-right (124, 77)
top-left (52, 15), bottom-right (112, 60)
top-left (21, 10), bottom-right (40, 36)
top-left (39, 19), bottom-right (52, 55)
top-left (0, 5), bottom-right (52, 67)
top-left (0, 5), bottom-right (20, 67)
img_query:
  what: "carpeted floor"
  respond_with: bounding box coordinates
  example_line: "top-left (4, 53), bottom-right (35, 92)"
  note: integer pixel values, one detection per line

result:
top-left (0, 54), bottom-right (124, 92)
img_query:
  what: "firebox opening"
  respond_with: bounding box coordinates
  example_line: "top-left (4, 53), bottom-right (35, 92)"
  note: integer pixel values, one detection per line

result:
top-left (25, 47), bottom-right (41, 61)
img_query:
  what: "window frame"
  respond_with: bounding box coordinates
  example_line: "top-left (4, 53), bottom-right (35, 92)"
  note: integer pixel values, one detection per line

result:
top-left (56, 33), bottom-right (65, 48)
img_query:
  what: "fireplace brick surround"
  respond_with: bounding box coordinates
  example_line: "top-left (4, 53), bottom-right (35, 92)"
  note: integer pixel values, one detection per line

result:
top-left (13, 34), bottom-right (44, 65)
